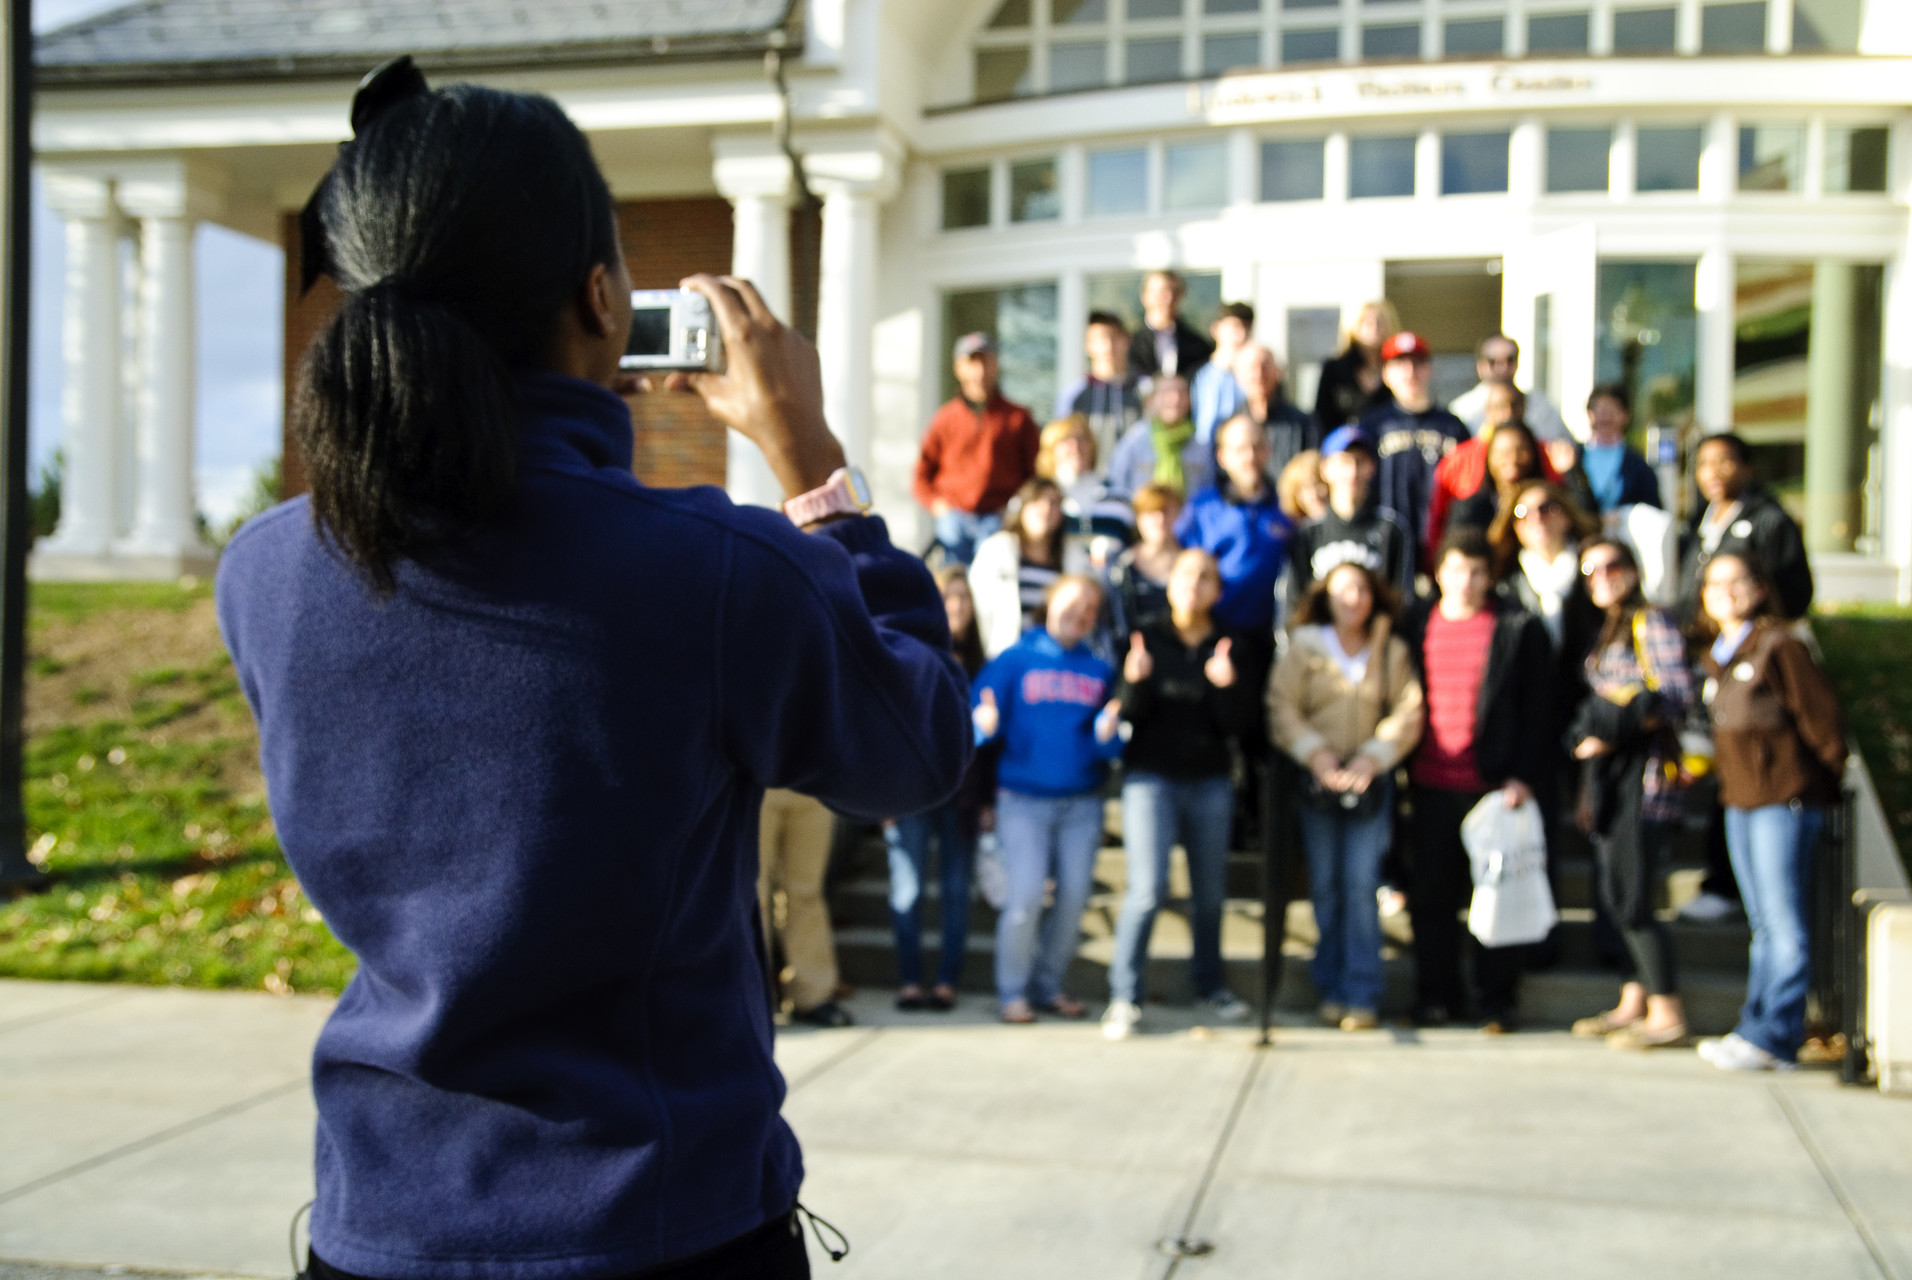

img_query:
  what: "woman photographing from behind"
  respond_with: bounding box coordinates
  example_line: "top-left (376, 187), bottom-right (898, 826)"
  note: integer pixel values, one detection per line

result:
top-left (218, 63), bottom-right (969, 1280)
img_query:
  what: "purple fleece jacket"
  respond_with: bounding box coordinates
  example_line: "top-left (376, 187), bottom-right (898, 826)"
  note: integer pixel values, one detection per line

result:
top-left (216, 374), bottom-right (970, 1279)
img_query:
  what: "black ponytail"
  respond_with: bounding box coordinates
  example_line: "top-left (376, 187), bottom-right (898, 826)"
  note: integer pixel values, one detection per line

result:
top-left (294, 80), bottom-right (618, 593)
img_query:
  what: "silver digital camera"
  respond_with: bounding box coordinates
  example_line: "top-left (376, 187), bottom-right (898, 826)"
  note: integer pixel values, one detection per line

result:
top-left (620, 288), bottom-right (726, 373)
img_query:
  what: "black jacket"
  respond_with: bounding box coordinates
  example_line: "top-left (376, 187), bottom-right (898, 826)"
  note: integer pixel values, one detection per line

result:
top-left (1288, 498), bottom-right (1414, 610)
top-left (1252, 397), bottom-right (1320, 480)
top-left (1499, 570), bottom-right (1603, 746)
top-left (1116, 617), bottom-right (1255, 780)
top-left (1313, 345), bottom-right (1394, 432)
top-left (1401, 597), bottom-right (1555, 792)
top-left (1676, 485), bottom-right (1814, 624)
top-left (1129, 318), bottom-right (1214, 383)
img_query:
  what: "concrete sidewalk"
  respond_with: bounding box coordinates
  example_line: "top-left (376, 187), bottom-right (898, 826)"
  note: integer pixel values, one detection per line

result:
top-left (2, 979), bottom-right (1909, 1280)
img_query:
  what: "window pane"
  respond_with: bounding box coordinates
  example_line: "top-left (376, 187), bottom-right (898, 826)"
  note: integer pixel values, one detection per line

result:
top-left (942, 283), bottom-right (1059, 415)
top-left (1731, 261), bottom-right (1885, 552)
top-left (1738, 125), bottom-right (1804, 192)
top-left (1286, 306), bottom-right (1341, 410)
top-left (1636, 126), bottom-right (1703, 191)
top-left (1702, 2), bottom-right (1767, 52)
top-left (942, 167), bottom-right (991, 230)
top-left (1087, 148), bottom-right (1149, 216)
top-left (1010, 159), bottom-right (1061, 222)
top-left (1282, 27), bottom-right (1339, 62)
top-left (975, 48), bottom-right (1033, 101)
top-left (1205, 0), bottom-right (1260, 12)
top-left (1203, 32), bottom-right (1261, 73)
top-left (1526, 12), bottom-right (1590, 53)
top-left (1362, 23), bottom-right (1420, 59)
top-left (988, 0), bottom-right (1031, 28)
top-left (1283, 0), bottom-right (1336, 7)
top-left (1261, 138), bottom-right (1326, 201)
top-left (1825, 126), bottom-right (1889, 194)
top-left (1547, 127), bottom-right (1611, 193)
top-left (1596, 259), bottom-right (1698, 448)
top-left (1611, 7), bottom-right (1677, 52)
top-left (1350, 135), bottom-right (1416, 198)
top-left (1444, 18), bottom-right (1504, 55)
top-left (1054, 0), bottom-right (1107, 22)
top-left (1166, 141), bottom-right (1229, 209)
top-left (1127, 37), bottom-right (1183, 82)
top-left (1129, 0), bottom-right (1183, 16)
top-left (1442, 131), bottom-right (1509, 194)
top-left (1051, 41), bottom-right (1107, 91)
top-left (1792, 0), bottom-right (1861, 52)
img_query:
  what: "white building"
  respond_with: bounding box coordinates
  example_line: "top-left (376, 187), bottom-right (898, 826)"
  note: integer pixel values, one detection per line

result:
top-left (30, 0), bottom-right (1912, 599)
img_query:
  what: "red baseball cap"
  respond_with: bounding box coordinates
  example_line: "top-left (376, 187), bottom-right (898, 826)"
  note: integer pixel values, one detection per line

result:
top-left (1381, 331), bottom-right (1432, 362)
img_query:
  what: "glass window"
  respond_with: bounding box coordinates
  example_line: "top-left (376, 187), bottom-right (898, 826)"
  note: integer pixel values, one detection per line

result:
top-left (942, 282), bottom-right (1059, 414)
top-left (1611, 7), bottom-right (1677, 52)
top-left (1286, 307), bottom-right (1341, 411)
top-left (1165, 140), bottom-right (1229, 209)
top-left (1054, 0), bottom-right (1107, 21)
top-left (1282, 27), bottom-right (1339, 63)
top-left (1205, 0), bottom-right (1260, 12)
top-left (1010, 159), bottom-right (1061, 222)
top-left (1087, 147), bottom-right (1149, 216)
top-left (1732, 261), bottom-right (1885, 552)
top-left (1526, 12), bottom-right (1590, 53)
top-left (975, 48), bottom-right (1033, 101)
top-left (1547, 127), bottom-right (1610, 193)
top-left (1825, 126), bottom-right (1889, 195)
top-left (1362, 23), bottom-right (1420, 59)
top-left (988, 0), bottom-right (1031, 28)
top-left (1443, 18), bottom-right (1504, 56)
top-left (1442, 131), bottom-right (1510, 195)
top-left (1701, 2), bottom-right (1767, 52)
top-left (1261, 138), bottom-right (1326, 201)
top-left (1596, 260), bottom-right (1697, 456)
top-left (1127, 38), bottom-right (1184, 82)
top-left (1792, 0), bottom-right (1861, 52)
top-left (1204, 32), bottom-right (1261, 74)
top-left (1283, 0), bottom-right (1336, 7)
top-left (1350, 135), bottom-right (1417, 198)
top-left (942, 167), bottom-right (992, 229)
top-left (1636, 126), bottom-right (1703, 192)
top-left (1129, 0), bottom-right (1184, 16)
top-left (1737, 126), bottom-right (1804, 193)
top-left (1050, 41), bottom-right (1108, 91)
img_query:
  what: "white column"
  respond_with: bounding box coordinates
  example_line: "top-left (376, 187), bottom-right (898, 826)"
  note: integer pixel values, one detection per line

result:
top-left (816, 182), bottom-right (881, 473)
top-left (713, 147), bottom-right (795, 507)
top-left (1508, 116), bottom-right (1545, 205)
top-left (38, 175), bottom-right (121, 560)
top-left (1695, 247), bottom-right (1737, 435)
top-left (119, 213), bottom-right (209, 561)
top-left (1699, 111), bottom-right (1737, 202)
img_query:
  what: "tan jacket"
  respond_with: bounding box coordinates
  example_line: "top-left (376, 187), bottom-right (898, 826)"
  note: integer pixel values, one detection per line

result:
top-left (1267, 617), bottom-right (1425, 769)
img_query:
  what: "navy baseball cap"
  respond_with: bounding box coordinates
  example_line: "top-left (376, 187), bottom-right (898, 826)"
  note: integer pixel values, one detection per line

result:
top-left (1320, 426), bottom-right (1375, 458)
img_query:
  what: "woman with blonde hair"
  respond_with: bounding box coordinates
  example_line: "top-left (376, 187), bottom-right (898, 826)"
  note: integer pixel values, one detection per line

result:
top-left (1269, 560), bottom-right (1423, 1030)
top-left (1037, 414), bottom-right (1134, 567)
top-left (970, 477), bottom-right (1088, 659)
top-left (1276, 449), bottom-right (1329, 526)
top-left (1313, 299), bottom-right (1399, 432)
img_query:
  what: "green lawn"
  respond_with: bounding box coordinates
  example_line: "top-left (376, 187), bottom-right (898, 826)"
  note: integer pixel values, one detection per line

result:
top-left (1816, 605), bottom-right (1912, 871)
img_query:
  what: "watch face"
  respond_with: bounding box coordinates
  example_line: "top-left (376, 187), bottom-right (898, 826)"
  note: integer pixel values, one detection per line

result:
top-left (846, 469), bottom-right (873, 509)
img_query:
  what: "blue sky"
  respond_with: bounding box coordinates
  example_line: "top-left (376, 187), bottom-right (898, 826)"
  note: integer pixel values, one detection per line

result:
top-left (31, 0), bottom-right (284, 527)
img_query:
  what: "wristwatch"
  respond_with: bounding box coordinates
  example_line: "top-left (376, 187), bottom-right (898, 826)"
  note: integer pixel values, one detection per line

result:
top-left (783, 466), bottom-right (873, 528)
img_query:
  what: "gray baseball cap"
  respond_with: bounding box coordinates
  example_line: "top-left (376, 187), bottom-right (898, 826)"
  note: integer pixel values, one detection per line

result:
top-left (953, 332), bottom-right (997, 360)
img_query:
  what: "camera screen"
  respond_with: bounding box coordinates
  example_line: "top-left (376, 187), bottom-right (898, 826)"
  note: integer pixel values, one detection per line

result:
top-left (625, 305), bottom-right (673, 359)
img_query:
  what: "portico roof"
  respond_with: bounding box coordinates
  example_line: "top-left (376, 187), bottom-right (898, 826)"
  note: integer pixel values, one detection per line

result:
top-left (34, 0), bottom-right (801, 86)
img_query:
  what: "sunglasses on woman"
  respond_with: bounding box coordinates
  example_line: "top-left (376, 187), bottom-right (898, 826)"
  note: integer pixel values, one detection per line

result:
top-left (1513, 499), bottom-right (1563, 522)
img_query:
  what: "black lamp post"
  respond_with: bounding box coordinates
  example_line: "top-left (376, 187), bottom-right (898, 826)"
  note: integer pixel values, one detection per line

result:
top-left (0, 0), bottom-right (40, 891)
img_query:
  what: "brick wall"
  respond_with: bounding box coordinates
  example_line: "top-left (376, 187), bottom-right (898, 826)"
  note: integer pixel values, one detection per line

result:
top-left (278, 197), bottom-right (737, 495)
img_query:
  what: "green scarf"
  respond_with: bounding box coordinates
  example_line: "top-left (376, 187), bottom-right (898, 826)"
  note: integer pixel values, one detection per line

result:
top-left (1150, 417), bottom-right (1196, 493)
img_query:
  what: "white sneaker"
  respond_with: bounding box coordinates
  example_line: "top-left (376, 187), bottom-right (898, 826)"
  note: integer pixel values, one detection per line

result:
top-left (1678, 892), bottom-right (1742, 923)
top-left (1102, 999), bottom-right (1142, 1041)
top-left (1198, 991), bottom-right (1251, 1023)
top-left (1705, 1033), bottom-right (1796, 1072)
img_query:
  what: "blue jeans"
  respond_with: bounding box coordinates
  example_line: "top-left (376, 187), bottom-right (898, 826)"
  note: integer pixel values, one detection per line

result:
top-left (933, 509), bottom-right (1002, 566)
top-left (1297, 782), bottom-right (1394, 1010)
top-left (1725, 802), bottom-right (1824, 1061)
top-left (994, 789), bottom-right (1104, 1006)
top-left (884, 802), bottom-right (975, 989)
top-left (1108, 773), bottom-right (1235, 1004)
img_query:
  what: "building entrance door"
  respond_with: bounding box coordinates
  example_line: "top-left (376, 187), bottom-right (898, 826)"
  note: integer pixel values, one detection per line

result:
top-left (1384, 259), bottom-right (1504, 409)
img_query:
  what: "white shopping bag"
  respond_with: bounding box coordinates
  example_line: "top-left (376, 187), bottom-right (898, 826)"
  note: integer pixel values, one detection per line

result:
top-left (1460, 794), bottom-right (1558, 947)
top-left (975, 831), bottom-right (1008, 910)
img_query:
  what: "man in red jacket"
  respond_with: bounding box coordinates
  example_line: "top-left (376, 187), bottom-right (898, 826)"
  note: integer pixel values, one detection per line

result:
top-left (914, 332), bottom-right (1041, 564)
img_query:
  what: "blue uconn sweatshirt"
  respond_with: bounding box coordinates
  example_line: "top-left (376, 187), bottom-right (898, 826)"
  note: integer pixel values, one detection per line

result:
top-left (215, 375), bottom-right (970, 1280)
top-left (973, 628), bottom-right (1124, 796)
